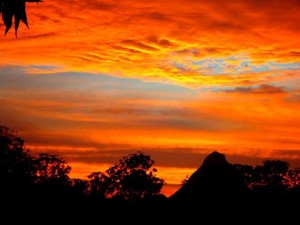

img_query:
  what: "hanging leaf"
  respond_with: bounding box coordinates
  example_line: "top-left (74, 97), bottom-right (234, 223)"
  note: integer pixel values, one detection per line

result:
top-left (0, 0), bottom-right (43, 37)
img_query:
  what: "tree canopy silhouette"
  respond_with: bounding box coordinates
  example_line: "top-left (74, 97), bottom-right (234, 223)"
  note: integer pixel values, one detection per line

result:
top-left (87, 171), bottom-right (110, 200)
top-left (0, 0), bottom-right (43, 36)
top-left (234, 159), bottom-right (300, 196)
top-left (0, 125), bottom-right (35, 196)
top-left (0, 125), bottom-right (74, 202)
top-left (34, 153), bottom-right (72, 195)
top-left (88, 151), bottom-right (166, 200)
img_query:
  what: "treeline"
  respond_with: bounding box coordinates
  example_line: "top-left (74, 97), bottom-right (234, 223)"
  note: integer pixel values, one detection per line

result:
top-left (1, 124), bottom-right (300, 221)
top-left (234, 160), bottom-right (300, 196)
top-left (0, 125), bottom-right (166, 201)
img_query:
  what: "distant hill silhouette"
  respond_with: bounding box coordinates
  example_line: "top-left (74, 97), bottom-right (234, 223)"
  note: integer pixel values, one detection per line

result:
top-left (170, 151), bottom-right (249, 203)
top-left (167, 151), bottom-right (300, 223)
top-left (168, 151), bottom-right (252, 221)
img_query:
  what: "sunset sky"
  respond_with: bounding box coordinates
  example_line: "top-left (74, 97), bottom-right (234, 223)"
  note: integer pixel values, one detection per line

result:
top-left (1, 0), bottom-right (300, 196)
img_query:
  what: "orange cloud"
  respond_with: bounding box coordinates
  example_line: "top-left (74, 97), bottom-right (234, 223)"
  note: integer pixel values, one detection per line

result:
top-left (1, 0), bottom-right (300, 196)
top-left (0, 0), bottom-right (299, 87)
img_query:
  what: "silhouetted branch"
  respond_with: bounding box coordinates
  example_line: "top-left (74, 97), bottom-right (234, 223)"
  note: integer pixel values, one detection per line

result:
top-left (0, 0), bottom-right (43, 36)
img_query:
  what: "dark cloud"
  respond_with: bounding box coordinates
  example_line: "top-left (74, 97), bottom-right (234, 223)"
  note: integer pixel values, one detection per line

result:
top-left (20, 32), bottom-right (58, 40)
top-left (146, 36), bottom-right (177, 48)
top-left (121, 39), bottom-right (159, 52)
top-left (80, 53), bottom-right (107, 62)
top-left (112, 45), bottom-right (146, 54)
top-left (31, 146), bottom-right (300, 170)
top-left (93, 107), bottom-right (148, 116)
top-left (145, 12), bottom-right (170, 22)
top-left (273, 149), bottom-right (300, 158)
top-left (61, 0), bottom-right (116, 11)
top-left (263, 150), bottom-right (300, 169)
top-left (227, 151), bottom-right (300, 169)
top-left (158, 39), bottom-right (175, 48)
top-left (225, 84), bottom-right (286, 94)
top-left (281, 51), bottom-right (300, 58)
top-left (285, 93), bottom-right (300, 103)
top-left (84, 1), bottom-right (115, 11)
top-left (208, 21), bottom-right (246, 33)
top-left (38, 147), bottom-right (214, 168)
top-left (92, 107), bottom-right (169, 118)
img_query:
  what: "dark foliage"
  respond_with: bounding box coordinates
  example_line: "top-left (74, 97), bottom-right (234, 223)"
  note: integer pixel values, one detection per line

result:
top-left (88, 151), bottom-right (166, 200)
top-left (0, 125), bottom-right (35, 197)
top-left (234, 159), bottom-right (300, 195)
top-left (0, 0), bottom-right (43, 36)
top-left (1, 124), bottom-right (300, 223)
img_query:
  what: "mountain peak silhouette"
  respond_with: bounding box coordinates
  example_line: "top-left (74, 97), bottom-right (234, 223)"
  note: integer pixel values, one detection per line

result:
top-left (201, 151), bottom-right (227, 170)
top-left (170, 151), bottom-right (249, 205)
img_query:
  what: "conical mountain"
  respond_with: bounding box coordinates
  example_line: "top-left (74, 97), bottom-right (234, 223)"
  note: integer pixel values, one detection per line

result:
top-left (170, 151), bottom-right (249, 205)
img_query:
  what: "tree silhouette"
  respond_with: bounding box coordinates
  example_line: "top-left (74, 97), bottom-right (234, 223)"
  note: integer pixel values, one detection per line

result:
top-left (88, 151), bottom-right (166, 200)
top-left (87, 171), bottom-right (110, 199)
top-left (255, 160), bottom-right (289, 188)
top-left (287, 167), bottom-right (300, 188)
top-left (234, 164), bottom-right (255, 188)
top-left (0, 0), bottom-right (43, 36)
top-left (34, 153), bottom-right (72, 195)
top-left (0, 125), bottom-right (35, 197)
top-left (181, 175), bottom-right (189, 186)
top-left (234, 159), bottom-right (300, 197)
top-left (71, 178), bottom-right (88, 197)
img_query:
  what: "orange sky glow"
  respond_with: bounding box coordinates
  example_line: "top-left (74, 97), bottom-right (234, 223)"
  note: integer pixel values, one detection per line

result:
top-left (1, 0), bottom-right (300, 196)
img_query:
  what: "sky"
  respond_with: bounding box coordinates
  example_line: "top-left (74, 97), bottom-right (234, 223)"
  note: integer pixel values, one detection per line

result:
top-left (0, 0), bottom-right (300, 196)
